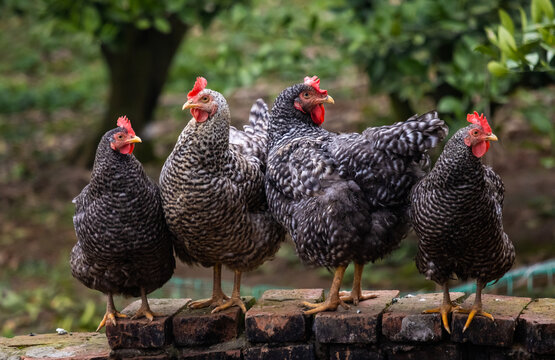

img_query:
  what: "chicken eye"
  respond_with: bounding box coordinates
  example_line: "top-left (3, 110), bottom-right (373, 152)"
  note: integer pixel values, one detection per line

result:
top-left (201, 96), bottom-right (210, 103)
top-left (116, 134), bottom-right (123, 140)
top-left (302, 92), bottom-right (310, 99)
top-left (472, 130), bottom-right (479, 136)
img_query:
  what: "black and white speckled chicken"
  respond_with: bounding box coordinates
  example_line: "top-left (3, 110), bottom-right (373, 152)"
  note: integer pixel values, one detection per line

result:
top-left (71, 116), bottom-right (180, 331)
top-left (159, 77), bottom-right (286, 313)
top-left (411, 112), bottom-right (515, 333)
top-left (265, 76), bottom-right (448, 314)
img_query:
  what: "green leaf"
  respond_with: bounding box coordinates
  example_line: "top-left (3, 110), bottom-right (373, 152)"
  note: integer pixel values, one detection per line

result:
top-left (474, 44), bottom-right (497, 57)
top-left (532, 0), bottom-right (542, 22)
top-left (519, 7), bottom-right (528, 31)
top-left (135, 18), bottom-right (151, 30)
top-left (531, 0), bottom-right (554, 22)
top-left (485, 27), bottom-right (498, 46)
top-left (499, 9), bottom-right (515, 35)
top-left (498, 25), bottom-right (518, 59)
top-left (437, 96), bottom-right (464, 115)
top-left (82, 6), bottom-right (101, 33)
top-left (539, 0), bottom-right (555, 20)
top-left (487, 61), bottom-right (510, 76)
top-left (153, 17), bottom-right (171, 34)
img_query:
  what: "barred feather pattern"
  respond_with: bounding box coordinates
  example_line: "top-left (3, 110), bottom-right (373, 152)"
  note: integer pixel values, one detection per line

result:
top-left (160, 91), bottom-right (286, 271)
top-left (70, 128), bottom-right (177, 298)
top-left (266, 83), bottom-right (448, 268)
top-left (229, 99), bottom-right (270, 168)
top-left (411, 126), bottom-right (515, 285)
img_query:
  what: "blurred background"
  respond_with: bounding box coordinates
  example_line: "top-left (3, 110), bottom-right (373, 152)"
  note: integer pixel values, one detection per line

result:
top-left (0, 0), bottom-right (553, 336)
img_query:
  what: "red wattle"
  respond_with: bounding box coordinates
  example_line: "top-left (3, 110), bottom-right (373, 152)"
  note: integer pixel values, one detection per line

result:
top-left (191, 109), bottom-right (209, 123)
top-left (311, 104), bottom-right (325, 125)
top-left (472, 141), bottom-right (487, 158)
top-left (119, 144), bottom-right (134, 154)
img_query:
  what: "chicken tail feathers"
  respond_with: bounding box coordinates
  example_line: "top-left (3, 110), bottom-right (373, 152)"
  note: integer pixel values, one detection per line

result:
top-left (364, 110), bottom-right (448, 155)
top-left (229, 98), bottom-right (270, 166)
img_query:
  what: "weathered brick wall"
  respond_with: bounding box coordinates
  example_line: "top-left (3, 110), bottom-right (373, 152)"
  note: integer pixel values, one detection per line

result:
top-left (1, 290), bottom-right (553, 360)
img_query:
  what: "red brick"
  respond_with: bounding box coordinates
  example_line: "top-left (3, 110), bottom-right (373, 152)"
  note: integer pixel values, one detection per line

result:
top-left (314, 290), bottom-right (399, 344)
top-left (243, 344), bottom-right (314, 360)
top-left (451, 294), bottom-right (531, 347)
top-left (516, 298), bottom-right (555, 355)
top-left (245, 289), bottom-right (324, 343)
top-left (173, 296), bottom-right (255, 346)
top-left (106, 298), bottom-right (190, 350)
top-left (382, 292), bottom-right (465, 342)
top-left (109, 349), bottom-right (171, 359)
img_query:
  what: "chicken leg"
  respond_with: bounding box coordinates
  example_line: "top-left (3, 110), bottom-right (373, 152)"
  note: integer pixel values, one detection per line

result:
top-left (339, 263), bottom-right (377, 305)
top-left (422, 282), bottom-right (461, 334)
top-left (456, 280), bottom-right (494, 332)
top-left (131, 287), bottom-right (159, 321)
top-left (96, 293), bottom-right (127, 331)
top-left (189, 264), bottom-right (230, 309)
top-left (303, 265), bottom-right (349, 315)
top-left (212, 270), bottom-right (247, 313)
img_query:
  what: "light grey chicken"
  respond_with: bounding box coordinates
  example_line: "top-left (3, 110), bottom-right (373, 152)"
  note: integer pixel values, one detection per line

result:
top-left (160, 77), bottom-right (285, 313)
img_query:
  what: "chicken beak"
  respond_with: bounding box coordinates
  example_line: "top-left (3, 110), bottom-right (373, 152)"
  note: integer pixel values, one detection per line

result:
top-left (182, 100), bottom-right (201, 111)
top-left (323, 95), bottom-right (335, 104)
top-left (126, 136), bottom-right (142, 144)
top-left (485, 133), bottom-right (498, 141)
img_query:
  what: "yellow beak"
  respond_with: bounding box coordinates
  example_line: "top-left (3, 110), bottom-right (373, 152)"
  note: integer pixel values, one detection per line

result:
top-left (323, 95), bottom-right (335, 104)
top-left (126, 136), bottom-right (142, 144)
top-left (485, 133), bottom-right (498, 141)
top-left (182, 100), bottom-right (201, 111)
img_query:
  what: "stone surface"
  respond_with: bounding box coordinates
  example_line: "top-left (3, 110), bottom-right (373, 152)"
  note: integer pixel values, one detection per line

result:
top-left (246, 289), bottom-right (324, 343)
top-left (0, 332), bottom-right (109, 359)
top-left (451, 294), bottom-right (531, 347)
top-left (314, 290), bottom-right (399, 344)
top-left (516, 298), bottom-right (555, 355)
top-left (385, 343), bottom-right (461, 360)
top-left (382, 292), bottom-right (465, 342)
top-left (109, 348), bottom-right (171, 359)
top-left (106, 298), bottom-right (190, 350)
top-left (328, 345), bottom-right (384, 360)
top-left (178, 336), bottom-right (246, 359)
top-left (173, 296), bottom-right (255, 346)
top-left (243, 344), bottom-right (315, 360)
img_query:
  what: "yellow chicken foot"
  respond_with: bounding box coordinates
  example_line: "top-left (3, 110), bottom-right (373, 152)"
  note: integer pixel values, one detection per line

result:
top-left (131, 287), bottom-right (159, 321)
top-left (303, 266), bottom-right (349, 315)
top-left (422, 282), bottom-right (460, 334)
top-left (96, 293), bottom-right (127, 331)
top-left (339, 263), bottom-right (377, 305)
top-left (212, 270), bottom-right (247, 314)
top-left (189, 264), bottom-right (230, 309)
top-left (456, 281), bottom-right (494, 332)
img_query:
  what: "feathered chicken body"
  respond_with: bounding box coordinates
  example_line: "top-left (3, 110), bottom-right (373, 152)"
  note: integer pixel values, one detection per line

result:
top-left (160, 78), bottom-right (285, 312)
top-left (266, 77), bottom-right (448, 313)
top-left (411, 112), bottom-right (514, 333)
top-left (71, 116), bottom-right (176, 330)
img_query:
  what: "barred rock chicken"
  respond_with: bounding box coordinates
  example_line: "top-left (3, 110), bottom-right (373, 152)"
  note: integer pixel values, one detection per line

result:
top-left (71, 116), bottom-right (179, 331)
top-left (411, 112), bottom-right (515, 333)
top-left (160, 77), bottom-right (285, 313)
top-left (265, 76), bottom-right (448, 314)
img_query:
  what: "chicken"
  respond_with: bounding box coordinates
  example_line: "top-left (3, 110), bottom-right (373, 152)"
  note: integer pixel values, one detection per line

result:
top-left (411, 112), bottom-right (515, 333)
top-left (159, 77), bottom-right (286, 313)
top-left (71, 116), bottom-right (178, 331)
top-left (265, 76), bottom-right (448, 314)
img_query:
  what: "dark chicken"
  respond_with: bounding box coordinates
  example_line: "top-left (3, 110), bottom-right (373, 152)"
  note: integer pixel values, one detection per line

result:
top-left (411, 112), bottom-right (514, 333)
top-left (160, 77), bottom-right (285, 313)
top-left (71, 116), bottom-right (178, 331)
top-left (266, 76), bottom-right (448, 314)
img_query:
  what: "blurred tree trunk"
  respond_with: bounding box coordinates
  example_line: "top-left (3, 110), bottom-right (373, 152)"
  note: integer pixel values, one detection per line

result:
top-left (74, 16), bottom-right (188, 167)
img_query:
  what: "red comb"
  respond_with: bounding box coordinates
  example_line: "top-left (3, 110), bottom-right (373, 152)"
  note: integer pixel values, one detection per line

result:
top-left (467, 111), bottom-right (491, 134)
top-left (116, 116), bottom-right (135, 136)
top-left (304, 76), bottom-right (328, 96)
top-left (188, 77), bottom-right (207, 100)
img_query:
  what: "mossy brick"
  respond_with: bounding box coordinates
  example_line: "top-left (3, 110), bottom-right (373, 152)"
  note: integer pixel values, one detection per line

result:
top-left (245, 289), bottom-right (324, 343)
top-left (243, 344), bottom-right (315, 360)
top-left (451, 294), bottom-right (531, 347)
top-left (516, 298), bottom-right (555, 355)
top-left (106, 298), bottom-right (190, 350)
top-left (328, 345), bottom-right (384, 360)
top-left (382, 292), bottom-right (465, 342)
top-left (314, 290), bottom-right (399, 344)
top-left (0, 332), bottom-right (109, 360)
top-left (172, 296), bottom-right (255, 346)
